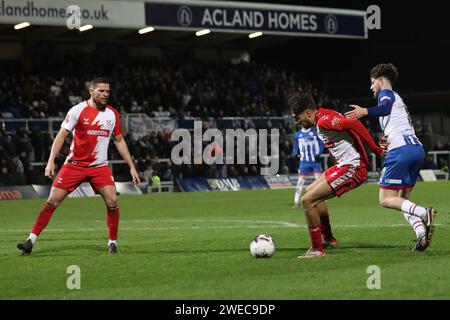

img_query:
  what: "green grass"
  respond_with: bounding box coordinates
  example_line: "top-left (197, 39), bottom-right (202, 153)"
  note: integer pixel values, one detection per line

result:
top-left (0, 182), bottom-right (449, 299)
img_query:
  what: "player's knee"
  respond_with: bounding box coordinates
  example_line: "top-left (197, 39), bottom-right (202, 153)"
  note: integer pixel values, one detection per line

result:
top-left (46, 199), bottom-right (60, 208)
top-left (106, 198), bottom-right (118, 209)
top-left (301, 195), bottom-right (312, 207)
top-left (379, 198), bottom-right (392, 208)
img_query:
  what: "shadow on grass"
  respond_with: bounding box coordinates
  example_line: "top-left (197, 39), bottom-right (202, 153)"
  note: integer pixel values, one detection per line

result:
top-left (129, 243), bottom-right (405, 255)
top-left (11, 241), bottom-right (444, 258)
top-left (14, 244), bottom-right (108, 258)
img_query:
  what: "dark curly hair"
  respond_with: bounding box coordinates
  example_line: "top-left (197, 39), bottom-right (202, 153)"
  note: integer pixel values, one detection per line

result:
top-left (370, 63), bottom-right (399, 84)
top-left (288, 92), bottom-right (316, 115)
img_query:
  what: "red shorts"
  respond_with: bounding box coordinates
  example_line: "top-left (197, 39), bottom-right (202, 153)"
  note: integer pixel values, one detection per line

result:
top-left (325, 164), bottom-right (367, 197)
top-left (52, 162), bottom-right (115, 192)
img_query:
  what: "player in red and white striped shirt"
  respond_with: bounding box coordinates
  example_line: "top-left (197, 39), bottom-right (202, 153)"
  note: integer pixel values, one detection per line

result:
top-left (17, 78), bottom-right (140, 255)
top-left (289, 93), bottom-right (385, 259)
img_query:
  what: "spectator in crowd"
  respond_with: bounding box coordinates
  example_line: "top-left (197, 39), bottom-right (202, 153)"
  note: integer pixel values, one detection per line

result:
top-left (141, 163), bottom-right (154, 185)
top-left (0, 53), bottom-right (414, 185)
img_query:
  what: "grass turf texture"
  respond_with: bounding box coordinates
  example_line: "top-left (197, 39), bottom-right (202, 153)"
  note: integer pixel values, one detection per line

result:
top-left (0, 181), bottom-right (449, 299)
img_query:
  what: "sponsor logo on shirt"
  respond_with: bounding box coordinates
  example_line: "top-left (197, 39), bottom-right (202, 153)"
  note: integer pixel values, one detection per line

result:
top-left (87, 129), bottom-right (110, 137)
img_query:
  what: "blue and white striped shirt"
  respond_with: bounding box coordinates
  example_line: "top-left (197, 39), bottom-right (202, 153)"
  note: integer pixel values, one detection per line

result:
top-left (293, 127), bottom-right (324, 162)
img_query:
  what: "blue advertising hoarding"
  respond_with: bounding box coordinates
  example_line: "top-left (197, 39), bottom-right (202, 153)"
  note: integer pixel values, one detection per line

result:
top-left (145, 0), bottom-right (367, 39)
top-left (177, 176), bottom-right (269, 192)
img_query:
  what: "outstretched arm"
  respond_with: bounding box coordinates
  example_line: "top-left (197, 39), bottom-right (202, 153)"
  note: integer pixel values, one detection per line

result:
top-left (341, 119), bottom-right (384, 155)
top-left (345, 90), bottom-right (395, 119)
top-left (113, 134), bottom-right (141, 185)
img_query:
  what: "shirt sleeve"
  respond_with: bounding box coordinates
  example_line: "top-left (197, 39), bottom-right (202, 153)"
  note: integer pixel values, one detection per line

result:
top-left (316, 114), bottom-right (345, 132)
top-left (61, 107), bottom-right (79, 132)
top-left (367, 89), bottom-right (395, 117)
top-left (293, 133), bottom-right (299, 155)
top-left (341, 118), bottom-right (384, 155)
top-left (113, 109), bottom-right (123, 136)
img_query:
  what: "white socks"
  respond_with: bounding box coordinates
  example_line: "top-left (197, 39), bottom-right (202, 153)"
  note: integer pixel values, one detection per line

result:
top-left (108, 240), bottom-right (117, 246)
top-left (294, 177), bottom-right (305, 205)
top-left (401, 200), bottom-right (427, 238)
top-left (401, 200), bottom-right (427, 219)
top-left (28, 233), bottom-right (37, 245)
top-left (403, 214), bottom-right (426, 238)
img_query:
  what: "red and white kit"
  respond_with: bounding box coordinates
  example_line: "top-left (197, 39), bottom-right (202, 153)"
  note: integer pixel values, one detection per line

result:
top-left (53, 101), bottom-right (122, 192)
top-left (315, 108), bottom-right (383, 196)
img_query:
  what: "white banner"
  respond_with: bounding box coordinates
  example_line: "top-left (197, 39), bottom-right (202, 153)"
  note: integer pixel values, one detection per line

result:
top-left (0, 0), bottom-right (145, 28)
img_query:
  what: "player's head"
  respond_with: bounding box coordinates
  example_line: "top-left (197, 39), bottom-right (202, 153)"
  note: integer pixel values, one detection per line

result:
top-left (288, 93), bottom-right (317, 129)
top-left (89, 77), bottom-right (110, 110)
top-left (370, 63), bottom-right (399, 98)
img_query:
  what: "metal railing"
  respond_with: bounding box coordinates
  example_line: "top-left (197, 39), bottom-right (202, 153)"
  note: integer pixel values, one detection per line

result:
top-left (1, 118), bottom-right (63, 136)
top-left (428, 150), bottom-right (450, 168)
top-left (29, 159), bottom-right (172, 170)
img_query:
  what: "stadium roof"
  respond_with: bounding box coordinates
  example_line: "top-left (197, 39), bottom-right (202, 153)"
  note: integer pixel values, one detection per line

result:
top-left (1, 0), bottom-right (449, 99)
top-left (0, 0), bottom-right (368, 49)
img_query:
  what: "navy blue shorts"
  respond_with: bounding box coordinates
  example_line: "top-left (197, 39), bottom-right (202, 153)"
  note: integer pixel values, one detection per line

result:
top-left (298, 161), bottom-right (322, 175)
top-left (379, 144), bottom-right (425, 189)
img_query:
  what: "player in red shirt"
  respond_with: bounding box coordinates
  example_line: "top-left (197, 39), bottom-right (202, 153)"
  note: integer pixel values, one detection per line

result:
top-left (17, 77), bottom-right (140, 255)
top-left (289, 93), bottom-right (385, 259)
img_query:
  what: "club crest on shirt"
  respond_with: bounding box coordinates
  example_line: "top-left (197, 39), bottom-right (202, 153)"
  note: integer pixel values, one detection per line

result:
top-left (332, 117), bottom-right (341, 127)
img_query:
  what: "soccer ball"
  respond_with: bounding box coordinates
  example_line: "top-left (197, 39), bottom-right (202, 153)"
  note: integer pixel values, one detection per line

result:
top-left (250, 234), bottom-right (276, 258)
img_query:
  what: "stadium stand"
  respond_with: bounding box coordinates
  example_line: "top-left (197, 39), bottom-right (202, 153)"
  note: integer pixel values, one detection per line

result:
top-left (0, 54), bottom-right (448, 187)
top-left (0, 53), bottom-right (335, 185)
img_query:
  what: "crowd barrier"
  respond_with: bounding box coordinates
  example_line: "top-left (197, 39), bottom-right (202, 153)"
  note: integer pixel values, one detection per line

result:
top-left (0, 182), bottom-right (142, 200)
top-left (176, 172), bottom-right (381, 192)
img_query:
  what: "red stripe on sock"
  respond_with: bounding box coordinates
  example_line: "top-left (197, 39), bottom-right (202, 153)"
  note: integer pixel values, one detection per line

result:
top-left (412, 221), bottom-right (423, 230)
top-left (410, 205), bottom-right (417, 215)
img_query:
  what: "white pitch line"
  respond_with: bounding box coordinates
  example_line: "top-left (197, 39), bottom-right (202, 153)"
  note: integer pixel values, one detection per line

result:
top-left (128, 219), bottom-right (300, 227)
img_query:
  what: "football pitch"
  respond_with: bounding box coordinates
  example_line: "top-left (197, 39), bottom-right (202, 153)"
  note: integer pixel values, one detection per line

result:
top-left (0, 182), bottom-right (449, 300)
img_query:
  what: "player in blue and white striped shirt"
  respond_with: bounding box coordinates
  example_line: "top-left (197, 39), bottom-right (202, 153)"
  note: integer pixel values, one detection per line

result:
top-left (346, 63), bottom-right (437, 252)
top-left (292, 126), bottom-right (324, 208)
